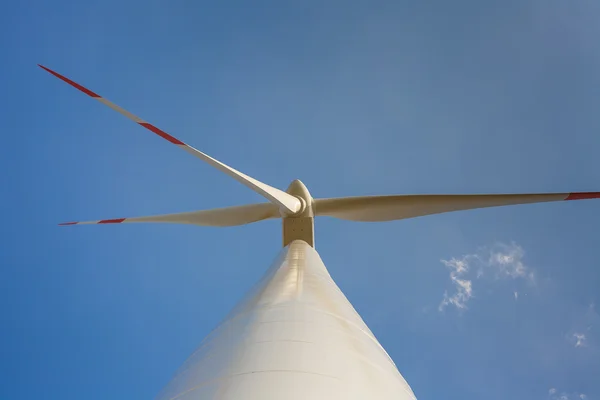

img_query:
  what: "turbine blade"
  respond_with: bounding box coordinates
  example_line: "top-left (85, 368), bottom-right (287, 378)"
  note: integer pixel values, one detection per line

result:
top-left (315, 192), bottom-right (600, 222)
top-left (59, 202), bottom-right (280, 227)
top-left (39, 65), bottom-right (302, 215)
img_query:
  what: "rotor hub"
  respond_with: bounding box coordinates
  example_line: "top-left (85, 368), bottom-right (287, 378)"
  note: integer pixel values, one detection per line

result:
top-left (284, 179), bottom-right (313, 217)
top-left (282, 179), bottom-right (315, 247)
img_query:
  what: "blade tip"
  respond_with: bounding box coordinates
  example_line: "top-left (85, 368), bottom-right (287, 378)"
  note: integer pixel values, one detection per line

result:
top-left (566, 192), bottom-right (600, 201)
top-left (38, 65), bottom-right (100, 98)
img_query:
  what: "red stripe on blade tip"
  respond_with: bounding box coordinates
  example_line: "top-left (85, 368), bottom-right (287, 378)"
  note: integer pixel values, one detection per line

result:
top-left (59, 222), bottom-right (78, 226)
top-left (138, 123), bottom-right (185, 145)
top-left (565, 192), bottom-right (600, 201)
top-left (98, 218), bottom-right (126, 224)
top-left (38, 64), bottom-right (100, 98)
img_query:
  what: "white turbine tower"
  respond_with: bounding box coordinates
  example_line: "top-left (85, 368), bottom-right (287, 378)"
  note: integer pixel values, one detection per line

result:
top-left (41, 64), bottom-right (600, 400)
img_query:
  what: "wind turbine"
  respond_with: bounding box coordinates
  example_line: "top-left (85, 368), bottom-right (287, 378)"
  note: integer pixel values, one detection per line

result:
top-left (40, 64), bottom-right (600, 400)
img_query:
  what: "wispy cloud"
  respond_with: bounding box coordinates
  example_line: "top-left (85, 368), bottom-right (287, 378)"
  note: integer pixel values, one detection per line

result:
top-left (548, 388), bottom-right (588, 400)
top-left (573, 333), bottom-right (587, 348)
top-left (439, 257), bottom-right (475, 310)
top-left (566, 303), bottom-right (599, 349)
top-left (488, 242), bottom-right (534, 282)
top-left (439, 242), bottom-right (534, 311)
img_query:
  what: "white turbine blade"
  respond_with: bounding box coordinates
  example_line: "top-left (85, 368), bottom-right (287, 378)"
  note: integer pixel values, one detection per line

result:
top-left (39, 65), bottom-right (302, 215)
top-left (59, 202), bottom-right (280, 227)
top-left (315, 192), bottom-right (600, 222)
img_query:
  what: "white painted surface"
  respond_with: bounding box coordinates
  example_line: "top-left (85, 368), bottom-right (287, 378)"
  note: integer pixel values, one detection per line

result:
top-left (155, 240), bottom-right (416, 400)
top-left (315, 193), bottom-right (569, 221)
top-left (178, 144), bottom-right (303, 215)
top-left (70, 203), bottom-right (280, 227)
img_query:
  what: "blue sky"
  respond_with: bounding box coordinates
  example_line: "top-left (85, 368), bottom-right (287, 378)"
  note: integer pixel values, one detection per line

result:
top-left (2, 0), bottom-right (600, 398)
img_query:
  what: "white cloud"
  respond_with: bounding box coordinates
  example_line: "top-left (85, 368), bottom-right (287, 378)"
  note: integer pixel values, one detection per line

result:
top-left (487, 242), bottom-right (534, 282)
top-left (548, 389), bottom-right (588, 400)
top-left (441, 257), bottom-right (471, 275)
top-left (439, 242), bottom-right (534, 311)
top-left (439, 257), bottom-right (475, 311)
top-left (439, 279), bottom-right (473, 311)
top-left (573, 333), bottom-right (587, 347)
top-left (563, 302), bottom-right (599, 350)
